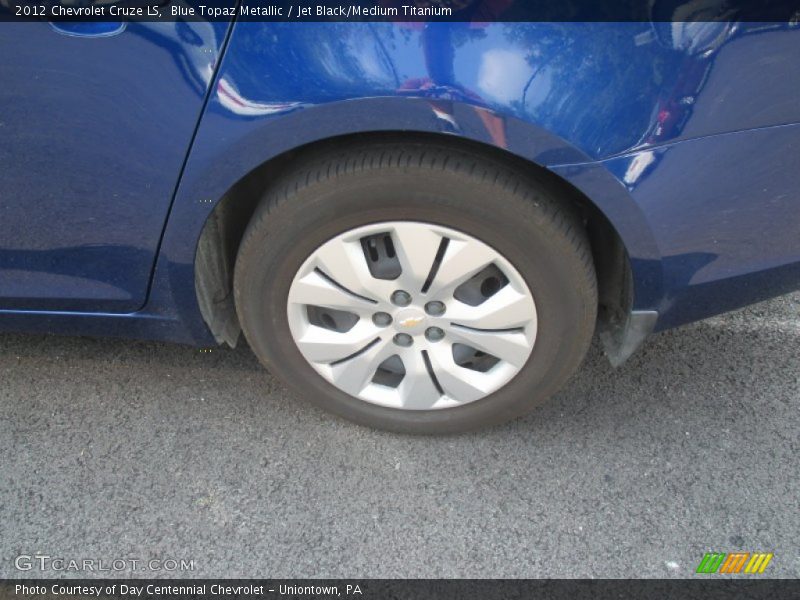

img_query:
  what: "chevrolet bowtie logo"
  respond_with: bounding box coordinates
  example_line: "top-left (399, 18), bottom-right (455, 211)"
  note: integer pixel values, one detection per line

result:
top-left (399, 316), bottom-right (424, 328)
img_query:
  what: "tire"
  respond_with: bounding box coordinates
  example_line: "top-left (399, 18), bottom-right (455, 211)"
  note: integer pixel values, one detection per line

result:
top-left (234, 140), bottom-right (597, 434)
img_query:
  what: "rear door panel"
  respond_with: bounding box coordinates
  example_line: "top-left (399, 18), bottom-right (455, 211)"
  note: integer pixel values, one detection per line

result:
top-left (0, 19), bottom-right (232, 312)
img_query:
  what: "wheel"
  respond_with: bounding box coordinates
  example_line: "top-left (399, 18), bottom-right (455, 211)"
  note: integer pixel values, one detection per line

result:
top-left (234, 141), bottom-right (597, 433)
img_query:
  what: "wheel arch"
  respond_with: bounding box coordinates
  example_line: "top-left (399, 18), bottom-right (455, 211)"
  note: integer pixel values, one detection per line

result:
top-left (192, 128), bottom-right (648, 364)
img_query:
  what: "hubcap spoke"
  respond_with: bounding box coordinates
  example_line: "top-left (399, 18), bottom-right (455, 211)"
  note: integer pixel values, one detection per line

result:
top-left (397, 350), bottom-right (442, 410)
top-left (389, 223), bottom-right (444, 292)
top-left (426, 344), bottom-right (491, 403)
top-left (447, 286), bottom-right (535, 330)
top-left (289, 270), bottom-right (375, 313)
top-left (311, 237), bottom-right (394, 302)
top-left (330, 339), bottom-right (396, 396)
top-left (296, 320), bottom-right (378, 363)
top-left (424, 238), bottom-right (496, 298)
top-left (447, 326), bottom-right (531, 369)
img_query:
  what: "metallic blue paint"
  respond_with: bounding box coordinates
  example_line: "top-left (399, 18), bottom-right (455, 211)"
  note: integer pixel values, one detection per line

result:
top-left (1, 19), bottom-right (799, 348)
top-left (0, 20), bottom-right (232, 313)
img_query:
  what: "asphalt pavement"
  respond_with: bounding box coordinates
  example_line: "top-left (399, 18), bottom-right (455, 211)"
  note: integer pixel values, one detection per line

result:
top-left (1, 292), bottom-right (798, 578)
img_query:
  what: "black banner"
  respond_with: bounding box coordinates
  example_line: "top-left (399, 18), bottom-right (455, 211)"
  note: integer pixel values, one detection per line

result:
top-left (3, 579), bottom-right (800, 600)
top-left (2, 0), bottom-right (800, 22)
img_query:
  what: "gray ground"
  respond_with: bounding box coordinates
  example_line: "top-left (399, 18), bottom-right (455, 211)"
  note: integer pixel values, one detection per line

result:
top-left (1, 293), bottom-right (798, 579)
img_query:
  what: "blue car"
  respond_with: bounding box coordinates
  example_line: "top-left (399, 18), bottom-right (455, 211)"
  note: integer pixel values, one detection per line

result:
top-left (2, 14), bottom-right (799, 432)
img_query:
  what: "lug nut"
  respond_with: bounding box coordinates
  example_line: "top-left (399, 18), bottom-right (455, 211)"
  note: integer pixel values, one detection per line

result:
top-left (372, 312), bottom-right (393, 327)
top-left (390, 290), bottom-right (412, 307)
top-left (424, 301), bottom-right (446, 316)
top-left (425, 327), bottom-right (445, 342)
top-left (393, 333), bottom-right (413, 347)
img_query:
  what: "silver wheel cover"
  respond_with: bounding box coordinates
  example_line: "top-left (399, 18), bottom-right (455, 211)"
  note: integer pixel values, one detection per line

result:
top-left (287, 221), bottom-right (537, 410)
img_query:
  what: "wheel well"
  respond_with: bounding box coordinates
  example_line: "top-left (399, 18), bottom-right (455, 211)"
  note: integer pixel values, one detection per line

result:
top-left (194, 132), bottom-right (633, 347)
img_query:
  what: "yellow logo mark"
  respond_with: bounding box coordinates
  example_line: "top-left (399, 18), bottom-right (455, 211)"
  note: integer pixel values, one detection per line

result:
top-left (399, 316), bottom-right (424, 328)
top-left (744, 553), bottom-right (774, 574)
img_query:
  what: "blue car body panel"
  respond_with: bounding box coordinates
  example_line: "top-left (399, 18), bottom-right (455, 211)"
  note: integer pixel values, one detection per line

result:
top-left (0, 18), bottom-right (799, 347)
top-left (0, 20), bottom-right (233, 313)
